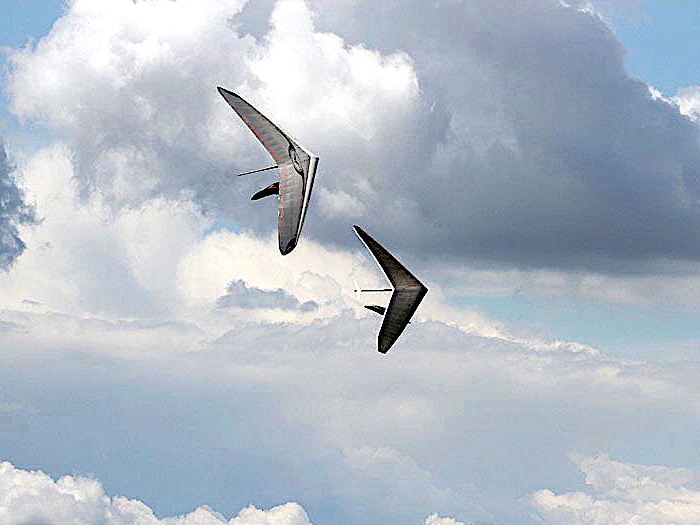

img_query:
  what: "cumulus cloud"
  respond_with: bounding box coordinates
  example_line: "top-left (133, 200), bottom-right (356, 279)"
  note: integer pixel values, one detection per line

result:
top-left (217, 279), bottom-right (318, 312)
top-left (0, 150), bottom-right (695, 524)
top-left (6, 2), bottom-right (700, 524)
top-left (0, 146), bottom-right (499, 338)
top-left (4, 299), bottom-right (700, 524)
top-left (11, 0), bottom-right (700, 273)
top-left (0, 143), bottom-right (35, 269)
top-left (531, 454), bottom-right (700, 524)
top-left (439, 259), bottom-right (700, 309)
top-left (561, 0), bottom-right (644, 21)
top-left (425, 514), bottom-right (474, 525)
top-left (311, 0), bottom-right (700, 272)
top-left (0, 146), bottom-right (209, 317)
top-left (5, 0), bottom-right (422, 246)
top-left (0, 461), bottom-right (312, 525)
top-left (674, 86), bottom-right (700, 122)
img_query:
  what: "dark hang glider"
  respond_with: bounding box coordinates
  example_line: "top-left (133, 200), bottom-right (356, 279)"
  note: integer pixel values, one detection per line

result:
top-left (353, 225), bottom-right (428, 354)
top-left (217, 87), bottom-right (319, 255)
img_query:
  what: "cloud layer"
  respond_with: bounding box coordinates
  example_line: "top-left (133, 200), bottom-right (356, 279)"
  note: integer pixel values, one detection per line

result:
top-left (4, 2), bottom-right (700, 525)
top-left (1, 143), bottom-right (697, 522)
top-left (312, 0), bottom-right (700, 270)
top-left (531, 455), bottom-right (700, 524)
top-left (217, 280), bottom-right (318, 312)
top-left (0, 461), bottom-right (312, 525)
top-left (8, 0), bottom-right (700, 273)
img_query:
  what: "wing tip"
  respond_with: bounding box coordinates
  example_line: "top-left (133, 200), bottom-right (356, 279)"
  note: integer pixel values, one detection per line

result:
top-left (378, 339), bottom-right (392, 354)
top-left (217, 86), bottom-right (240, 100)
top-left (279, 235), bottom-right (298, 256)
top-left (352, 224), bottom-right (367, 240)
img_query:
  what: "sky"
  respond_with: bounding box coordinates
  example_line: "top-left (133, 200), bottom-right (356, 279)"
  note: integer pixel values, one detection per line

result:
top-left (2, 1), bottom-right (700, 525)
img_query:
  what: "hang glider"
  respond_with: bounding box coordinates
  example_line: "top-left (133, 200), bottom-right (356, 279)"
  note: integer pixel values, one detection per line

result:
top-left (217, 87), bottom-right (319, 255)
top-left (353, 225), bottom-right (428, 354)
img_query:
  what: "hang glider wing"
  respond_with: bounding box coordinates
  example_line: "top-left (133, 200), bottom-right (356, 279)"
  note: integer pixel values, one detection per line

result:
top-left (353, 225), bottom-right (428, 354)
top-left (218, 87), bottom-right (319, 255)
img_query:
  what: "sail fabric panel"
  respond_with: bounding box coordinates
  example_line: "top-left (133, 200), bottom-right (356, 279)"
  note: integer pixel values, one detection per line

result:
top-left (218, 87), bottom-right (304, 166)
top-left (353, 225), bottom-right (428, 353)
top-left (278, 162), bottom-right (304, 255)
top-left (353, 226), bottom-right (425, 289)
top-left (379, 287), bottom-right (427, 354)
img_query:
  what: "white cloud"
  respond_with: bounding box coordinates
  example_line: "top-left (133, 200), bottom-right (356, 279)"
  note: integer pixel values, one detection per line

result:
top-left (6, 0), bottom-right (419, 241)
top-left (0, 461), bottom-right (311, 525)
top-left (0, 146), bottom-right (209, 318)
top-left (5, 2), bottom-right (700, 524)
top-left (308, 0), bottom-right (700, 272)
top-left (316, 187), bottom-right (366, 220)
top-left (8, 0), bottom-right (700, 303)
top-left (674, 86), bottom-right (700, 122)
top-left (531, 454), bottom-right (700, 525)
top-left (440, 261), bottom-right (700, 309)
top-left (13, 0), bottom-right (700, 275)
top-left (0, 144), bottom-right (509, 355)
top-left (425, 514), bottom-right (474, 525)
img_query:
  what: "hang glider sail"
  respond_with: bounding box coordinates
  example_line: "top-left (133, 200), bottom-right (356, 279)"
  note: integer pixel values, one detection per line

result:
top-left (217, 87), bottom-right (319, 255)
top-left (353, 225), bottom-right (428, 354)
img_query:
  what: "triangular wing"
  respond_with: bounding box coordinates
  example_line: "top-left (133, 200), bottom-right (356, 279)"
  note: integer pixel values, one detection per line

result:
top-left (218, 87), bottom-right (319, 255)
top-left (353, 225), bottom-right (428, 353)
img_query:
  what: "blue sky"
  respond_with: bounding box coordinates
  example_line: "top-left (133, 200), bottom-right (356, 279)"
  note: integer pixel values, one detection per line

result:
top-left (2, 2), bottom-right (700, 525)
top-left (613, 0), bottom-right (700, 95)
top-left (0, 1), bottom-right (64, 145)
top-left (0, 1), bottom-right (64, 49)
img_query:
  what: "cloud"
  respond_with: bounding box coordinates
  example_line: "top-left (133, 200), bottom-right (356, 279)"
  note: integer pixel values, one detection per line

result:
top-left (0, 461), bottom-right (312, 525)
top-left (530, 454), bottom-right (700, 524)
top-left (6, 3), bottom-right (700, 524)
top-left (217, 279), bottom-right (318, 312)
top-left (0, 146), bottom-right (502, 337)
top-left (11, 0), bottom-right (700, 275)
top-left (2, 82), bottom-right (700, 525)
top-left (4, 301), bottom-right (700, 524)
top-left (0, 400), bottom-right (32, 415)
top-left (0, 146), bottom-right (209, 318)
top-left (674, 86), bottom-right (700, 122)
top-left (311, 0), bottom-right (700, 272)
top-left (425, 514), bottom-right (474, 525)
top-left (561, 0), bottom-right (644, 21)
top-left (5, 0), bottom-right (421, 246)
top-left (439, 259), bottom-right (700, 309)
top-left (0, 143), bottom-right (35, 270)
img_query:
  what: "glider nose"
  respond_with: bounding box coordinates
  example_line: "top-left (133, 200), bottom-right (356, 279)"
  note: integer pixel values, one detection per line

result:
top-left (280, 235), bottom-right (298, 255)
top-left (378, 337), bottom-right (392, 354)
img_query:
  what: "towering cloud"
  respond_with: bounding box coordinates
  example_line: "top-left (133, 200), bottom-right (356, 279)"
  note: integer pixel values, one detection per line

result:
top-left (0, 144), bottom-right (35, 269)
top-left (10, 0), bottom-right (700, 272)
top-left (0, 461), bottom-right (313, 525)
top-left (531, 455), bottom-right (700, 524)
